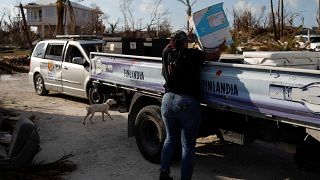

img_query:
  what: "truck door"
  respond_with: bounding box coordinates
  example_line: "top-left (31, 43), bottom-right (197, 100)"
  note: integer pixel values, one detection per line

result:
top-left (61, 44), bottom-right (87, 97)
top-left (41, 43), bottom-right (64, 92)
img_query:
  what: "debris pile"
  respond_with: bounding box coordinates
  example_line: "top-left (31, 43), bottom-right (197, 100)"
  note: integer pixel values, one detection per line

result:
top-left (0, 55), bottom-right (30, 74)
top-left (0, 105), bottom-right (77, 179)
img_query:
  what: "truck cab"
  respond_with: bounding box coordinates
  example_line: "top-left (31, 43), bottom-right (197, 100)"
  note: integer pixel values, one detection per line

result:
top-left (29, 35), bottom-right (104, 101)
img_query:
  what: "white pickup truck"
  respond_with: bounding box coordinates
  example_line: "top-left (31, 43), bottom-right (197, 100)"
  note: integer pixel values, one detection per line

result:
top-left (88, 50), bottom-right (320, 164)
top-left (29, 35), bottom-right (104, 104)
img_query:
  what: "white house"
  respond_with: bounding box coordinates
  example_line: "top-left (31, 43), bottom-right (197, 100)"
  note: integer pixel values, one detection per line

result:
top-left (21, 0), bottom-right (93, 37)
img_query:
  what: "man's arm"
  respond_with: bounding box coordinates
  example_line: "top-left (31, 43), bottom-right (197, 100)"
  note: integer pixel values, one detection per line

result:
top-left (205, 40), bottom-right (226, 61)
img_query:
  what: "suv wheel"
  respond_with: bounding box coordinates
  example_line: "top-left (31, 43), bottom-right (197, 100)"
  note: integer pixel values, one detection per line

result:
top-left (34, 74), bottom-right (49, 96)
top-left (88, 87), bottom-right (106, 104)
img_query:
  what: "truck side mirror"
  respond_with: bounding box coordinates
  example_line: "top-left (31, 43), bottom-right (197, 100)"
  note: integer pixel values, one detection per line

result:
top-left (72, 57), bottom-right (85, 65)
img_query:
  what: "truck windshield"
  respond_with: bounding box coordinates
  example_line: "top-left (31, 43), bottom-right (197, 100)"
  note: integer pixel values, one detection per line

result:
top-left (81, 44), bottom-right (103, 57)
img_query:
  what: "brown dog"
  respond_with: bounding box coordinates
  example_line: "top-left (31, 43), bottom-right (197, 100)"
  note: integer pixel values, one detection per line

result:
top-left (83, 99), bottom-right (117, 125)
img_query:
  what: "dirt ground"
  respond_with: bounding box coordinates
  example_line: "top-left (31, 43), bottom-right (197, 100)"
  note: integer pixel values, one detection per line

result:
top-left (1, 73), bottom-right (320, 180)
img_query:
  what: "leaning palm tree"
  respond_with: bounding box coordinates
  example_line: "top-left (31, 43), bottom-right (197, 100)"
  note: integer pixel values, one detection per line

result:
top-left (56, 0), bottom-right (76, 35)
top-left (65, 0), bottom-right (76, 34)
top-left (56, 0), bottom-right (65, 35)
top-left (177, 0), bottom-right (198, 33)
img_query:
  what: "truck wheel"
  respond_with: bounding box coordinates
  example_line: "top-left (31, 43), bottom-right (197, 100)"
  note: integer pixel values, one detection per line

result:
top-left (34, 74), bottom-right (48, 96)
top-left (135, 105), bottom-right (165, 164)
top-left (88, 87), bottom-right (106, 104)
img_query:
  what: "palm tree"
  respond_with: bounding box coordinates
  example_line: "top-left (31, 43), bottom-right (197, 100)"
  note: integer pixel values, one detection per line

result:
top-left (56, 0), bottom-right (64, 35)
top-left (177, 0), bottom-right (198, 33)
top-left (56, 0), bottom-right (76, 35)
top-left (66, 0), bottom-right (76, 34)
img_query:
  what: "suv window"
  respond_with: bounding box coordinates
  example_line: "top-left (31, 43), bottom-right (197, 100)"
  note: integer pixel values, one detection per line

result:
top-left (32, 42), bottom-right (45, 58)
top-left (81, 44), bottom-right (102, 57)
top-left (310, 37), bottom-right (320, 43)
top-left (45, 44), bottom-right (64, 61)
top-left (65, 45), bottom-right (84, 63)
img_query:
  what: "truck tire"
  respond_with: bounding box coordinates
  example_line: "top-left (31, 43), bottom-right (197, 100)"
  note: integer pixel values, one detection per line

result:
top-left (135, 105), bottom-right (165, 164)
top-left (34, 74), bottom-right (48, 96)
top-left (88, 87), bottom-right (106, 104)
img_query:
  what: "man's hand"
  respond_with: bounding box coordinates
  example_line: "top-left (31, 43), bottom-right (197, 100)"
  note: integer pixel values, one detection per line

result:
top-left (205, 39), bottom-right (226, 61)
top-left (217, 39), bottom-right (227, 52)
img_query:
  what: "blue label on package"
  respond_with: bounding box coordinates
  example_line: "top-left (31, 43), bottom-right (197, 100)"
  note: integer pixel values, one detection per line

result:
top-left (195, 2), bottom-right (229, 37)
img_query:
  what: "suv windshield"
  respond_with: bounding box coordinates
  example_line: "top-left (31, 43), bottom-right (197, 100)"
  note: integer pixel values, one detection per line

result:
top-left (81, 44), bottom-right (103, 57)
top-left (310, 37), bottom-right (320, 43)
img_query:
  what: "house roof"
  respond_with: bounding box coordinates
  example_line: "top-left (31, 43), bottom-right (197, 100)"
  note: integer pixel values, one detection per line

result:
top-left (24, 0), bottom-right (92, 11)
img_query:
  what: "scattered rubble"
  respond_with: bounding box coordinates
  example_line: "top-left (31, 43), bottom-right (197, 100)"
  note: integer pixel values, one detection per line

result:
top-left (0, 106), bottom-right (77, 179)
top-left (0, 55), bottom-right (30, 74)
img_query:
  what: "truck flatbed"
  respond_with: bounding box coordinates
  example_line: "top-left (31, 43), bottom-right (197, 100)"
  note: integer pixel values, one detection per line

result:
top-left (89, 51), bottom-right (320, 163)
top-left (90, 52), bottom-right (320, 129)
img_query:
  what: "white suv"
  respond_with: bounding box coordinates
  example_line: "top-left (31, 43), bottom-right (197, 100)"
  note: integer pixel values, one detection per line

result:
top-left (294, 34), bottom-right (320, 51)
top-left (29, 36), bottom-right (105, 103)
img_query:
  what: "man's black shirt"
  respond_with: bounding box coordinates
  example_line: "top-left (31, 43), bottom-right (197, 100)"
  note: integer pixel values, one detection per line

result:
top-left (162, 48), bottom-right (206, 100)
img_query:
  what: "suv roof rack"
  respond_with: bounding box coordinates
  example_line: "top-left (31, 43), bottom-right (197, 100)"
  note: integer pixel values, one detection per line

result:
top-left (55, 35), bottom-right (102, 40)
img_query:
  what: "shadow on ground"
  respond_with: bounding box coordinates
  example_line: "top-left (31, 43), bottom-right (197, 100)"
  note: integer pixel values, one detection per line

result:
top-left (194, 139), bottom-right (320, 180)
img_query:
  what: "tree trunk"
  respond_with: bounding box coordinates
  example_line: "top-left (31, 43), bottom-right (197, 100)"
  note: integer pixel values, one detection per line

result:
top-left (19, 3), bottom-right (33, 51)
top-left (271, 0), bottom-right (278, 40)
top-left (187, 5), bottom-right (191, 33)
top-left (281, 0), bottom-right (284, 39)
top-left (319, 0), bottom-right (320, 32)
top-left (56, 0), bottom-right (65, 35)
top-left (277, 0), bottom-right (280, 39)
top-left (67, 0), bottom-right (75, 34)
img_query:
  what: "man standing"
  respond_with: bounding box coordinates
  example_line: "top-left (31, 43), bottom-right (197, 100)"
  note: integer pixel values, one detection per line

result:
top-left (159, 30), bottom-right (225, 180)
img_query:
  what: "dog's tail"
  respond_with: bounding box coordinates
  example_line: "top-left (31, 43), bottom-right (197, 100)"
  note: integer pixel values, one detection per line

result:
top-left (85, 106), bottom-right (90, 113)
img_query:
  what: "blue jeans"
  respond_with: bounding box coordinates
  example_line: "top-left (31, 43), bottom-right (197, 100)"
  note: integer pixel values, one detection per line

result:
top-left (160, 92), bottom-right (201, 180)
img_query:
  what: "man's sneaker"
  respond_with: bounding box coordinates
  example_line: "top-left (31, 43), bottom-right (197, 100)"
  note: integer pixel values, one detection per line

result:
top-left (159, 171), bottom-right (173, 180)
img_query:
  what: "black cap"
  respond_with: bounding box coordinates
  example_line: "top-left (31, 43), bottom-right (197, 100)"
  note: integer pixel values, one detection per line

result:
top-left (171, 30), bottom-right (188, 44)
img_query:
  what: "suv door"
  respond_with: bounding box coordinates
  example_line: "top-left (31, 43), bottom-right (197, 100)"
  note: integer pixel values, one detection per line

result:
top-left (61, 44), bottom-right (88, 97)
top-left (41, 43), bottom-right (64, 92)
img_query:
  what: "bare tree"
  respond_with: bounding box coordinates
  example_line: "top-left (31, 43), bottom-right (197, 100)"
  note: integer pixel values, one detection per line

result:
top-left (281, 0), bottom-right (284, 38)
top-left (107, 18), bottom-right (120, 36)
top-left (277, 0), bottom-right (281, 39)
top-left (158, 19), bottom-right (172, 38)
top-left (177, 0), bottom-right (198, 33)
top-left (232, 6), bottom-right (266, 37)
top-left (118, 0), bottom-right (169, 38)
top-left (0, 10), bottom-right (6, 29)
top-left (256, 5), bottom-right (267, 27)
top-left (81, 4), bottom-right (106, 34)
top-left (270, 0), bottom-right (278, 40)
top-left (1, 7), bottom-right (28, 47)
top-left (287, 12), bottom-right (299, 27)
top-left (145, 0), bottom-right (169, 36)
top-left (120, 0), bottom-right (134, 31)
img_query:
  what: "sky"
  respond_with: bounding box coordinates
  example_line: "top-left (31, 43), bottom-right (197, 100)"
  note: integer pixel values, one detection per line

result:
top-left (1, 0), bottom-right (319, 31)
